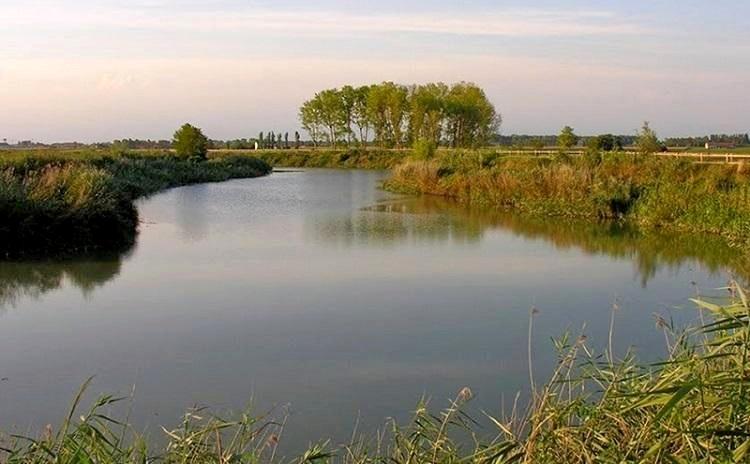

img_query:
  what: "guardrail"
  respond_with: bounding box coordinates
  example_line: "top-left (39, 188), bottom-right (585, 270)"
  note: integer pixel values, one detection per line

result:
top-left (656, 152), bottom-right (750, 163)
top-left (494, 150), bottom-right (750, 163)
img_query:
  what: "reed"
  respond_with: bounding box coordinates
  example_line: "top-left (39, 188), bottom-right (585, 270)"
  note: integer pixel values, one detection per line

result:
top-left (230, 148), bottom-right (409, 169)
top-left (385, 152), bottom-right (750, 247)
top-left (0, 153), bottom-right (271, 257)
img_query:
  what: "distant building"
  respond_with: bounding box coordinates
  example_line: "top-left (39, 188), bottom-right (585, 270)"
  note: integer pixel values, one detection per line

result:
top-left (705, 141), bottom-right (737, 150)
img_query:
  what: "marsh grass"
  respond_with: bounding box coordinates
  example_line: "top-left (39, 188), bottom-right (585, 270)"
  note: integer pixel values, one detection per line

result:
top-left (235, 148), bottom-right (409, 170)
top-left (385, 152), bottom-right (750, 247)
top-left (5, 286), bottom-right (750, 462)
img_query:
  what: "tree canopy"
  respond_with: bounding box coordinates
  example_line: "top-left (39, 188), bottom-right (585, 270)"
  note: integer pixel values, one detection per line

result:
top-left (557, 126), bottom-right (579, 150)
top-left (299, 82), bottom-right (500, 148)
top-left (636, 121), bottom-right (662, 154)
top-left (173, 123), bottom-right (208, 160)
top-left (587, 134), bottom-right (623, 152)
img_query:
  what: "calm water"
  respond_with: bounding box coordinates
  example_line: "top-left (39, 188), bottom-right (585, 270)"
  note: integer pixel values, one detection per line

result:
top-left (0, 169), bottom-right (741, 451)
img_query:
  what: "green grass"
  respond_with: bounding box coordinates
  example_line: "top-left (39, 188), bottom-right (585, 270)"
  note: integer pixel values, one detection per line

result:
top-left (385, 151), bottom-right (750, 248)
top-left (0, 150), bottom-right (271, 257)
top-left (4, 285), bottom-right (750, 462)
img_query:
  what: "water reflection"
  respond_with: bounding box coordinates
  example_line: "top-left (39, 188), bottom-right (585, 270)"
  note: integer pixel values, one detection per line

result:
top-left (175, 184), bottom-right (210, 241)
top-left (308, 195), bottom-right (748, 286)
top-left (0, 254), bottom-right (125, 308)
top-left (0, 170), bottom-right (740, 451)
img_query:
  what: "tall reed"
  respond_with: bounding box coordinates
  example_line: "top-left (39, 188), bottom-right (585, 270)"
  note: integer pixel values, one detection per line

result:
top-left (0, 154), bottom-right (271, 257)
top-left (385, 153), bottom-right (750, 247)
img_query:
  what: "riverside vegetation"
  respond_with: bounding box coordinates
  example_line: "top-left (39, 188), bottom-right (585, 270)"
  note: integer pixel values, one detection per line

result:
top-left (5, 145), bottom-right (750, 256)
top-left (0, 140), bottom-right (409, 256)
top-left (385, 150), bottom-right (750, 249)
top-left (0, 149), bottom-right (271, 257)
top-left (5, 111), bottom-right (750, 462)
top-left (3, 284), bottom-right (750, 462)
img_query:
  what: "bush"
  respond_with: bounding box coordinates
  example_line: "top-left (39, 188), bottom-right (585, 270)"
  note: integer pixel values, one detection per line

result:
top-left (412, 138), bottom-right (437, 160)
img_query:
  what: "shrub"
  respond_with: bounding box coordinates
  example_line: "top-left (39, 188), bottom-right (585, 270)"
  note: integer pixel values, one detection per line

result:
top-left (412, 138), bottom-right (437, 160)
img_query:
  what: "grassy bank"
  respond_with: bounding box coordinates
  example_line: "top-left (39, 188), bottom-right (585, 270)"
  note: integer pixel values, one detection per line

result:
top-left (385, 152), bottom-right (750, 247)
top-left (3, 285), bottom-right (750, 462)
top-left (216, 148), bottom-right (409, 169)
top-left (0, 151), bottom-right (271, 257)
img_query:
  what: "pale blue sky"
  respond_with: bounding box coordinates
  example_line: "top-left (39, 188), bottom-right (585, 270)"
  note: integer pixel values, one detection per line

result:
top-left (1, 0), bottom-right (748, 142)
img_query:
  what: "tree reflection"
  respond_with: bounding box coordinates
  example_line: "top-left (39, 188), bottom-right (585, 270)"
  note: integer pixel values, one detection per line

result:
top-left (308, 195), bottom-right (748, 286)
top-left (0, 253), bottom-right (126, 308)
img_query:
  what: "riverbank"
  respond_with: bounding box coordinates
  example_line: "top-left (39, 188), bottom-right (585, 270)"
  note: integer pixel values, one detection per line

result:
top-left (0, 151), bottom-right (271, 257)
top-left (385, 152), bottom-right (750, 248)
top-left (3, 284), bottom-right (749, 462)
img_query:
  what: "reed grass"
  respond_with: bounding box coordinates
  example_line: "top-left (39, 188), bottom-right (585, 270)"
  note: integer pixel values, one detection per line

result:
top-left (4, 285), bottom-right (750, 462)
top-left (229, 148), bottom-right (409, 169)
top-left (0, 153), bottom-right (271, 257)
top-left (385, 152), bottom-right (750, 248)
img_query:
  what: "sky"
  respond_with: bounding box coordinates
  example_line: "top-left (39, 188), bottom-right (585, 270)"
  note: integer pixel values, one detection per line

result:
top-left (1, 0), bottom-right (748, 142)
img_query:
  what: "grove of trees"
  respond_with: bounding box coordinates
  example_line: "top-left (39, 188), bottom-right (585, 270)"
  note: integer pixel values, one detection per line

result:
top-left (299, 82), bottom-right (501, 148)
top-left (663, 133), bottom-right (750, 148)
top-left (587, 134), bottom-right (624, 152)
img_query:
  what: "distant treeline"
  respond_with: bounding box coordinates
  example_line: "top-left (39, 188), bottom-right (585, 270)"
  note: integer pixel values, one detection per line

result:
top-left (497, 133), bottom-right (750, 149)
top-left (663, 134), bottom-right (750, 147)
top-left (299, 82), bottom-right (501, 148)
top-left (2, 133), bottom-right (748, 151)
top-left (495, 134), bottom-right (637, 148)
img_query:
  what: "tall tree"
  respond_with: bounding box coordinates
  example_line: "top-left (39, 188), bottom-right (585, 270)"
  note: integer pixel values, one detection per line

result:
top-left (636, 121), bottom-right (661, 154)
top-left (317, 89), bottom-right (347, 147)
top-left (408, 82), bottom-right (448, 146)
top-left (367, 82), bottom-right (409, 148)
top-left (558, 126), bottom-right (579, 150)
top-left (299, 99), bottom-right (324, 147)
top-left (444, 82), bottom-right (500, 148)
top-left (352, 85), bottom-right (372, 146)
top-left (173, 123), bottom-right (208, 160)
top-left (339, 85), bottom-right (358, 146)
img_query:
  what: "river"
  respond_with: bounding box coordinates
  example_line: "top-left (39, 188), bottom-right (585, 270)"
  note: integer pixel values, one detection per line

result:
top-left (0, 169), bottom-right (741, 452)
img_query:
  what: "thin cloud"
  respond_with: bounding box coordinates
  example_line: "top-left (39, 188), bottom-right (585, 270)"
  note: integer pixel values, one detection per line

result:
top-left (1, 3), bottom-right (644, 38)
